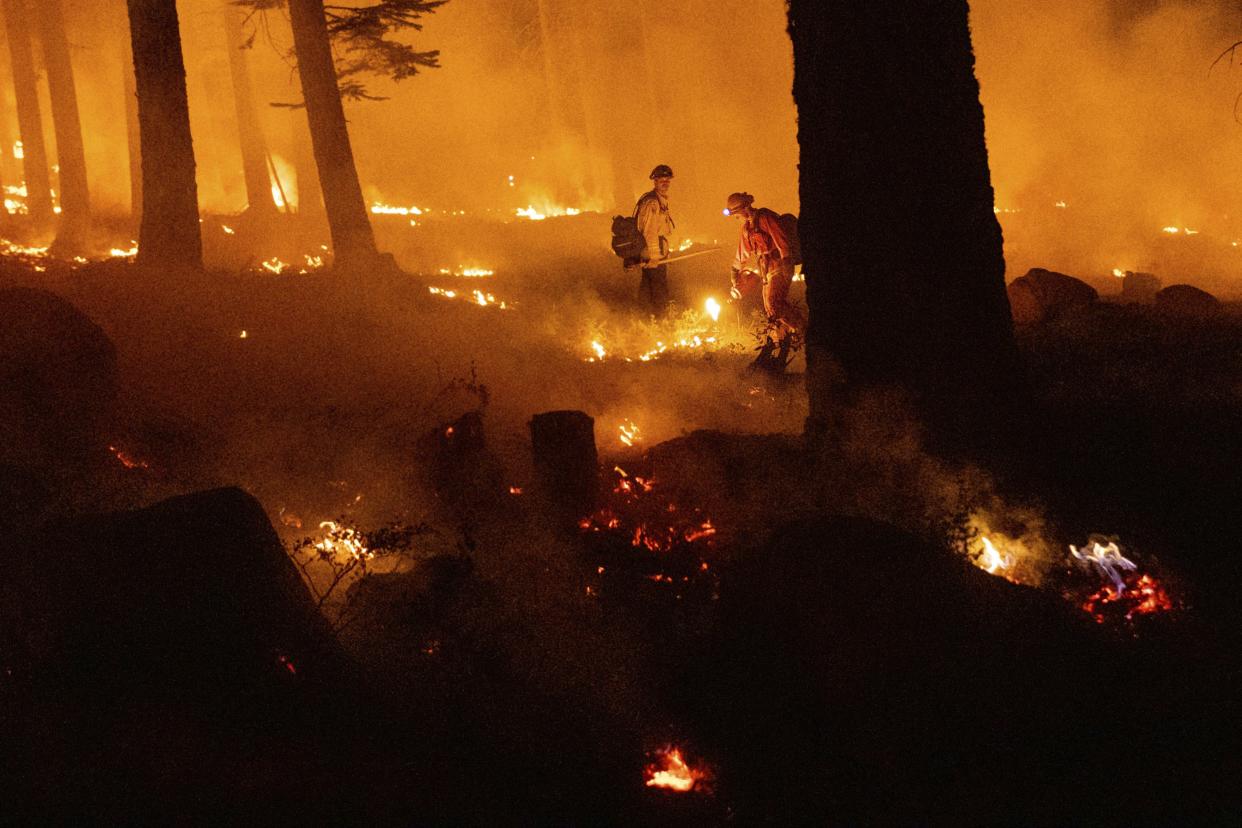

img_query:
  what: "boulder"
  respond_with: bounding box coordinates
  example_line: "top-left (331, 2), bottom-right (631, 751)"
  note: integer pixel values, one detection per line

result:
top-left (696, 516), bottom-right (1214, 824)
top-left (1154, 284), bottom-right (1222, 318)
top-left (7, 487), bottom-right (355, 819)
top-left (1007, 268), bottom-right (1098, 324)
top-left (0, 288), bottom-right (117, 463)
top-left (1121, 270), bottom-right (1162, 302)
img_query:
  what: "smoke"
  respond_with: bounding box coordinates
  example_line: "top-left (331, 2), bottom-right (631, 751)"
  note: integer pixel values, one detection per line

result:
top-left (972, 0), bottom-right (1242, 292)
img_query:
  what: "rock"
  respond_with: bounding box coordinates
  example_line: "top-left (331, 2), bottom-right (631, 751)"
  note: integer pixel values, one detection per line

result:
top-left (1121, 270), bottom-right (1162, 302)
top-left (16, 487), bottom-right (341, 682)
top-left (1007, 268), bottom-right (1098, 324)
top-left (1154, 284), bottom-right (1222, 318)
top-left (0, 288), bottom-right (117, 463)
top-left (7, 488), bottom-right (355, 818)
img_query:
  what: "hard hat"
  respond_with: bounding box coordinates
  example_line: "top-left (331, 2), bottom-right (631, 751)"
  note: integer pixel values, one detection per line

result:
top-left (725, 192), bottom-right (754, 214)
top-left (649, 164), bottom-right (674, 180)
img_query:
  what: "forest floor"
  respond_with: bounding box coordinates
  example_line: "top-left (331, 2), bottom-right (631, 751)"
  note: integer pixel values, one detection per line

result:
top-left (3, 213), bottom-right (1241, 822)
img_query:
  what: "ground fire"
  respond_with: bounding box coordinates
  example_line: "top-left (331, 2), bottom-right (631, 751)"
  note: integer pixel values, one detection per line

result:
top-left (2, 0), bottom-right (1239, 824)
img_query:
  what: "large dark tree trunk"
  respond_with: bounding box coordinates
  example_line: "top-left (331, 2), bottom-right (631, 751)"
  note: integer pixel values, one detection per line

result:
top-left (123, 47), bottom-right (142, 227)
top-left (2, 0), bottom-right (54, 224)
top-left (222, 6), bottom-right (277, 217)
top-left (126, 0), bottom-right (201, 269)
top-left (789, 1), bottom-right (1020, 448)
top-left (288, 0), bottom-right (378, 270)
top-left (37, 0), bottom-right (91, 250)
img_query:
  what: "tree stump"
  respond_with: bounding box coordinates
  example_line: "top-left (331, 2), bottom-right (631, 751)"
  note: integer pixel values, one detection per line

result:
top-left (529, 410), bottom-right (598, 520)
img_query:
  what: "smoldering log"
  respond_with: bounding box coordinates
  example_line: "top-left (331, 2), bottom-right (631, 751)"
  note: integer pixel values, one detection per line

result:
top-left (529, 410), bottom-right (599, 518)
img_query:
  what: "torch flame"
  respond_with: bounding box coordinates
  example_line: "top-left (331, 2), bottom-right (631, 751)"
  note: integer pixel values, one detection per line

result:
top-left (705, 297), bottom-right (721, 322)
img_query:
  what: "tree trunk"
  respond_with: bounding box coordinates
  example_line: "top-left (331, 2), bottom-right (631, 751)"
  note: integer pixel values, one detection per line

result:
top-left (37, 0), bottom-right (90, 250)
top-left (788, 0), bottom-right (1020, 448)
top-left (287, 0), bottom-right (378, 270)
top-left (126, 0), bottom-right (202, 269)
top-left (222, 6), bottom-right (277, 217)
top-left (2, 0), bottom-right (54, 224)
top-left (123, 44), bottom-right (142, 227)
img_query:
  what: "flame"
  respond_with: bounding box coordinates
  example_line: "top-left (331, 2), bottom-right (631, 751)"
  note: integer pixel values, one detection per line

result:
top-left (222, 225), bottom-right (236, 235)
top-left (371, 202), bottom-right (424, 216)
top-left (428, 285), bottom-right (510, 309)
top-left (1, 239), bottom-right (49, 257)
top-left (977, 536), bottom-right (1012, 575)
top-left (704, 297), bottom-right (721, 322)
top-left (261, 256), bottom-right (289, 274)
top-left (12, 140), bottom-right (22, 159)
top-left (515, 204), bottom-right (581, 221)
top-left (645, 747), bottom-right (703, 792)
top-left (619, 419), bottom-right (641, 447)
top-left (1112, 268), bottom-right (1126, 278)
top-left (678, 238), bottom-right (694, 252)
top-left (314, 520), bottom-right (371, 562)
top-left (589, 341), bottom-right (607, 361)
top-left (1070, 538), bottom-right (1136, 595)
top-left (439, 266), bottom-right (494, 278)
top-left (109, 243), bottom-right (138, 258)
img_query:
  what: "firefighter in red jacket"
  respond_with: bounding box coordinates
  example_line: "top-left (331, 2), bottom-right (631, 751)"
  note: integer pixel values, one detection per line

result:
top-left (726, 191), bottom-right (806, 347)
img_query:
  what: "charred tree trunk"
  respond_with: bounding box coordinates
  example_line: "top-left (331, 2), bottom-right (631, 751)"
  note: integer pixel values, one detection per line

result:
top-left (123, 47), bottom-right (142, 227)
top-left (126, 0), bottom-right (201, 269)
top-left (222, 6), bottom-right (277, 218)
top-left (288, 0), bottom-right (378, 270)
top-left (37, 0), bottom-right (91, 250)
top-left (2, 0), bottom-right (54, 224)
top-left (789, 0), bottom-right (1020, 448)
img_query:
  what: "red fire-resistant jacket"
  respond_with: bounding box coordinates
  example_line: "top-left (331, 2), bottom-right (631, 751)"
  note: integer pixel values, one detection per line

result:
top-left (733, 207), bottom-right (791, 272)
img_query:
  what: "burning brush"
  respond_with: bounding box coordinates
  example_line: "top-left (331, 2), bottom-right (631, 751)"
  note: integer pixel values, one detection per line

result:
top-left (645, 746), bottom-right (710, 793)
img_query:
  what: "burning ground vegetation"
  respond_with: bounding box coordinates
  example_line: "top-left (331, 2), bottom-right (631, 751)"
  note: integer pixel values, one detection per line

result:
top-left (2, 215), bottom-right (1242, 823)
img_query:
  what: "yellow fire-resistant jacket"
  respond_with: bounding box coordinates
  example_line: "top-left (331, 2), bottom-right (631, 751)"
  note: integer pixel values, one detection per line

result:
top-left (634, 189), bottom-right (674, 265)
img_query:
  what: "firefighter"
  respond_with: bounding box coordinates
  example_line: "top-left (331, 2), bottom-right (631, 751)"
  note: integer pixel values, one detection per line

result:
top-left (629, 164), bottom-right (676, 316)
top-left (725, 191), bottom-right (806, 359)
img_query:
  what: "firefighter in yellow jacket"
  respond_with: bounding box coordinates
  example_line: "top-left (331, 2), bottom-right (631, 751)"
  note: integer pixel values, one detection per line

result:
top-left (630, 165), bottom-right (676, 316)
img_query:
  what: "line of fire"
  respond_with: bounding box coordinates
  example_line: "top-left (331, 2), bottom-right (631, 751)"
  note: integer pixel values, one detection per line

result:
top-left (2, 0), bottom-right (1240, 822)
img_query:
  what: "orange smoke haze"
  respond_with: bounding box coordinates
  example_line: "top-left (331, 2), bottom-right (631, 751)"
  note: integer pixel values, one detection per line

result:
top-left (7, 0), bottom-right (1242, 291)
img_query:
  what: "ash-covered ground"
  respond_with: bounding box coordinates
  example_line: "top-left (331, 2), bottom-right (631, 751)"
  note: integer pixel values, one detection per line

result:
top-left (3, 213), bottom-right (1242, 822)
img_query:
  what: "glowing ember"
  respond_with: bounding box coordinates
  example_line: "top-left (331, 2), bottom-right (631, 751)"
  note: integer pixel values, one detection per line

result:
top-left (222, 225), bottom-right (236, 235)
top-left (239, 330), bottom-right (248, 339)
top-left (314, 520), bottom-right (371, 562)
top-left (1081, 574), bottom-right (1175, 624)
top-left (108, 444), bottom-right (150, 470)
top-left (705, 297), bottom-right (722, 322)
top-left (1112, 268), bottom-right (1126, 278)
top-left (645, 747), bottom-right (704, 792)
top-left (109, 243), bottom-right (139, 258)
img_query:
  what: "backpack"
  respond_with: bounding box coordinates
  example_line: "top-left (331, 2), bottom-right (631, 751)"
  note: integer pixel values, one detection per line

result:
top-left (778, 212), bottom-right (801, 266)
top-left (610, 214), bottom-right (645, 260)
